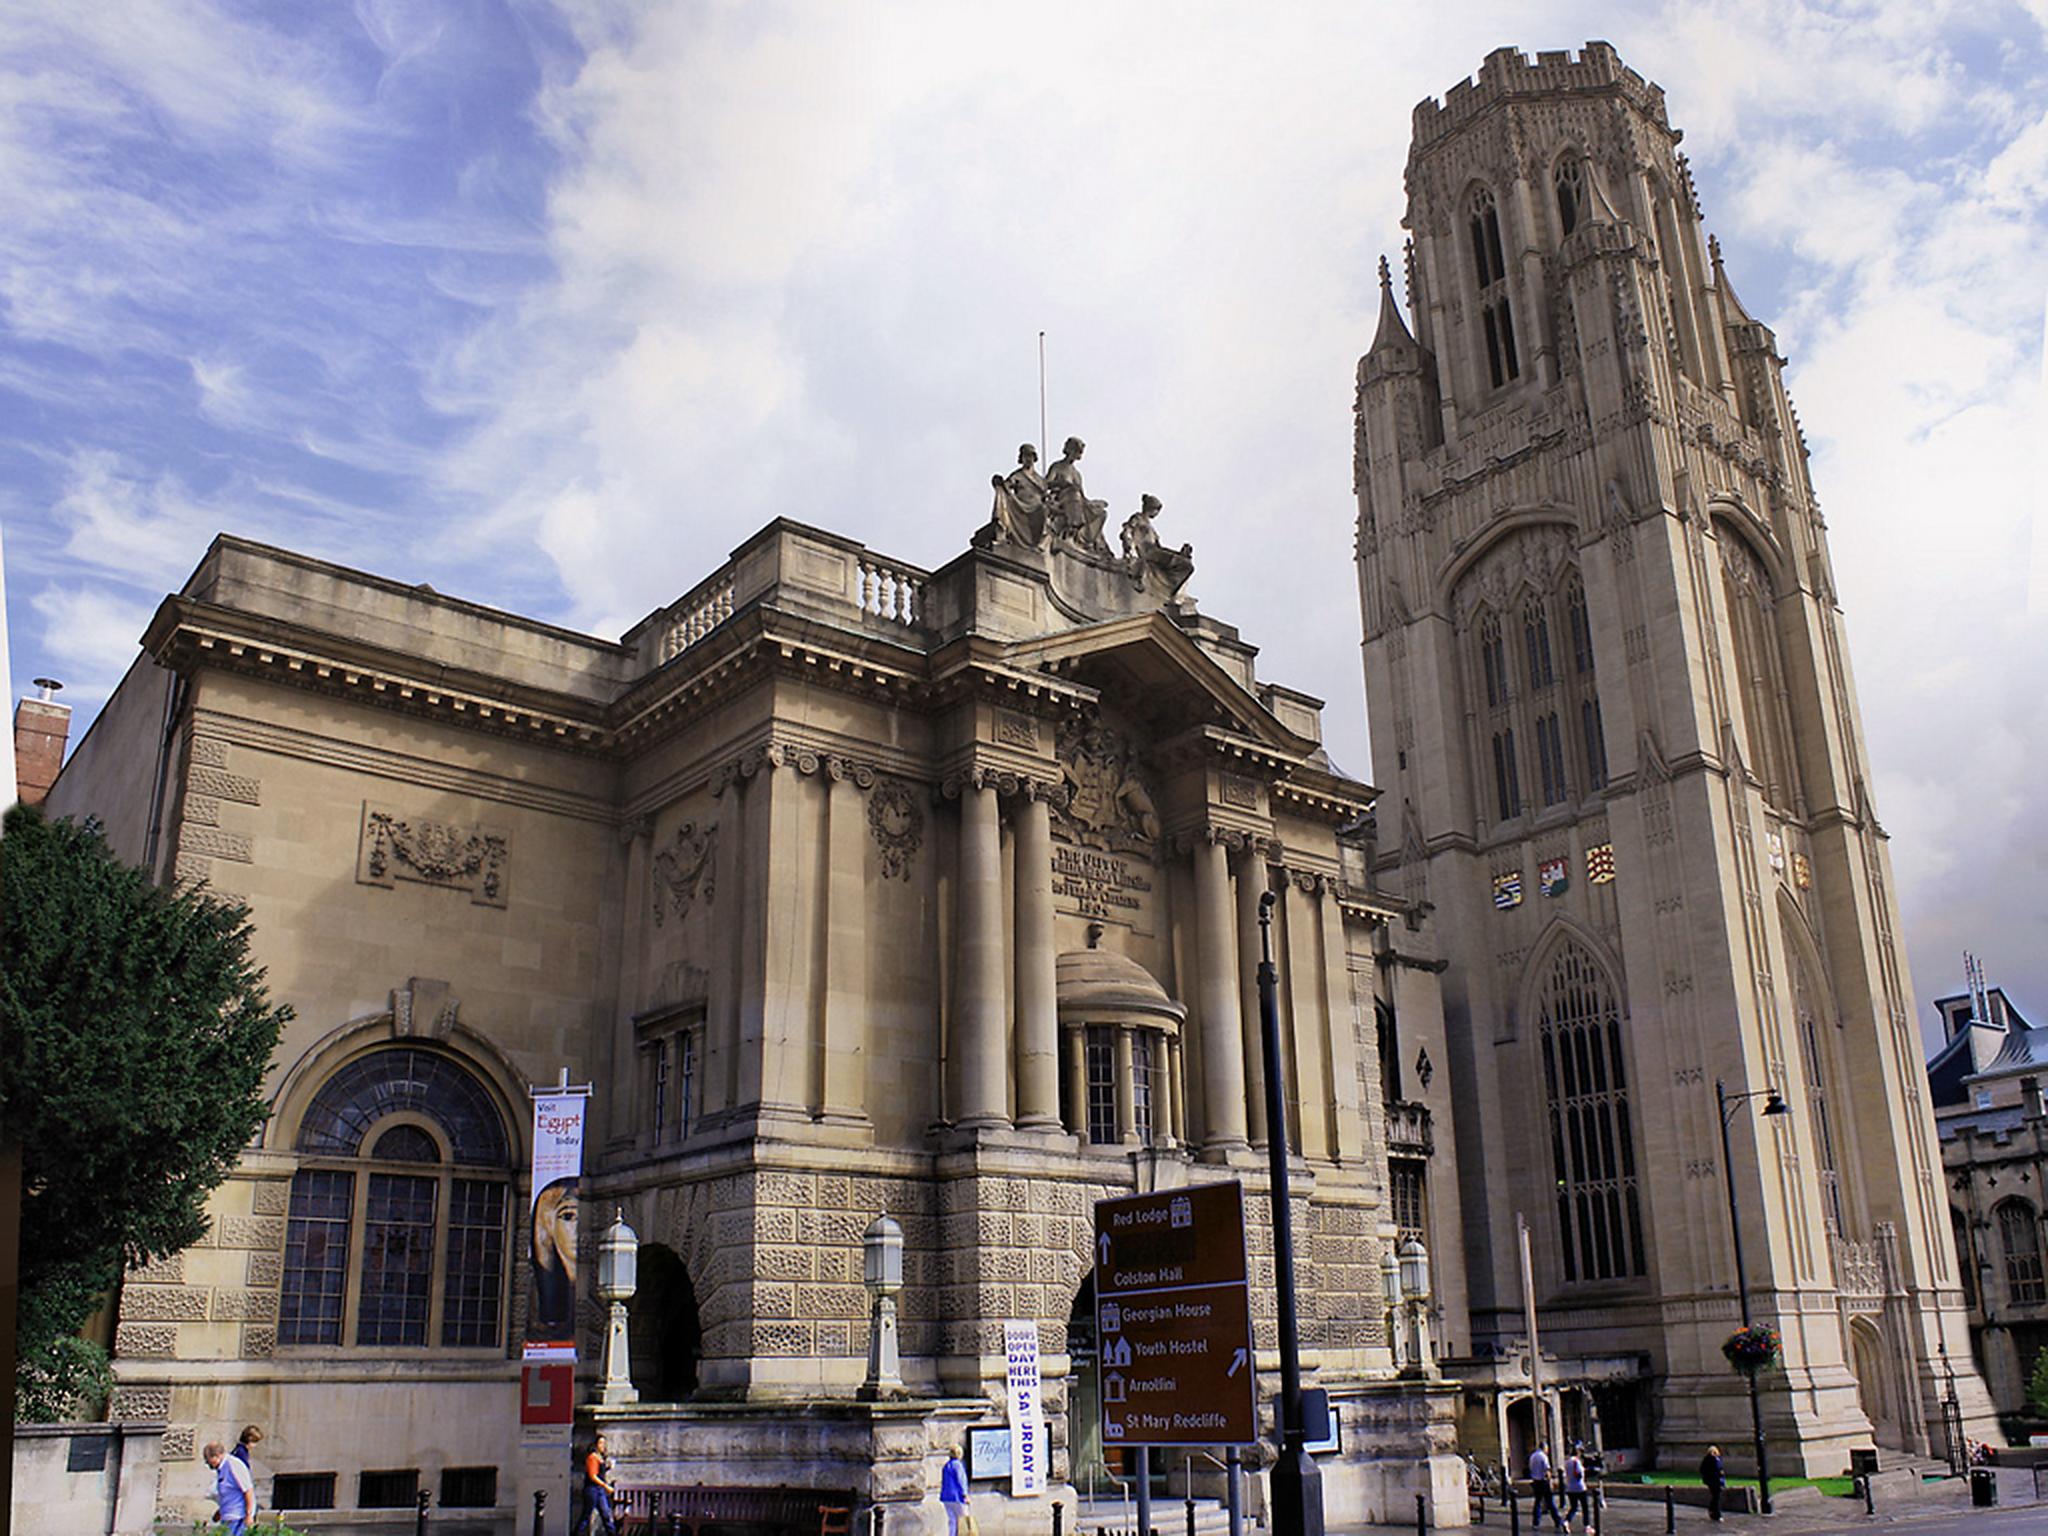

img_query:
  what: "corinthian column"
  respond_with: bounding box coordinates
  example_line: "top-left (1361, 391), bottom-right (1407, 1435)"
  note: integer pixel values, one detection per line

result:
top-left (1195, 835), bottom-right (1249, 1154)
top-left (953, 777), bottom-right (1009, 1128)
top-left (1013, 790), bottom-right (1061, 1129)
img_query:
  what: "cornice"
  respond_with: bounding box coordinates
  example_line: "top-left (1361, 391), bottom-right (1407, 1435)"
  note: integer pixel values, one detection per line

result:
top-left (184, 709), bottom-right (618, 824)
top-left (150, 604), bottom-right (610, 754)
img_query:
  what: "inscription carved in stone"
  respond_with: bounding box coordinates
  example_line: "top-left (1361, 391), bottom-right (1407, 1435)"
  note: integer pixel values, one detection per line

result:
top-left (1050, 847), bottom-right (1154, 922)
top-left (1219, 774), bottom-right (1258, 810)
top-left (652, 820), bottom-right (717, 926)
top-left (357, 804), bottom-right (508, 907)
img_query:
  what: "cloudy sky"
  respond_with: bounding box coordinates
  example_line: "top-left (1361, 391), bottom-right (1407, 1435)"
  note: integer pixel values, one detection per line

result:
top-left (2, 1), bottom-right (2043, 1028)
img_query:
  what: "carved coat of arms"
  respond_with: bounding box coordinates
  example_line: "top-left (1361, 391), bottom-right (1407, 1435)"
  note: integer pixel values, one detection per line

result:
top-left (1050, 717), bottom-right (1161, 855)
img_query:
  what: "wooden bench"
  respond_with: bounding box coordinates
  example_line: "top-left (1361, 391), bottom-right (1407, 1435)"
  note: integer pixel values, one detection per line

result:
top-left (614, 1485), bottom-right (857, 1536)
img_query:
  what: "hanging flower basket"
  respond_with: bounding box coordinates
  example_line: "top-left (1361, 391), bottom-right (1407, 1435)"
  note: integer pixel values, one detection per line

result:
top-left (1722, 1323), bottom-right (1780, 1375)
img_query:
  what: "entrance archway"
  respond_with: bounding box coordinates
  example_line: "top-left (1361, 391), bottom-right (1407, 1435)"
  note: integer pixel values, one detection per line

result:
top-left (628, 1244), bottom-right (702, 1401)
top-left (1848, 1318), bottom-right (1899, 1449)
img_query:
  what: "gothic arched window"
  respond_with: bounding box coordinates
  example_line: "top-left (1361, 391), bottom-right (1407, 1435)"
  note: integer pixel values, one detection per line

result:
top-left (1792, 961), bottom-right (1846, 1236)
top-left (280, 1047), bottom-right (513, 1349)
top-left (1565, 576), bottom-right (1607, 791)
top-left (1718, 530), bottom-right (1799, 811)
top-left (1481, 611), bottom-right (1509, 708)
top-left (1555, 156), bottom-right (1587, 237)
top-left (1953, 1208), bottom-right (1978, 1311)
top-left (1537, 942), bottom-right (1646, 1283)
top-left (1998, 1199), bottom-right (2046, 1304)
top-left (1468, 187), bottom-right (1520, 389)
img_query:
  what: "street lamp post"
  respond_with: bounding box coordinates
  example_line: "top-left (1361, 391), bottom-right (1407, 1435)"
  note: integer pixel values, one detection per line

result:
top-left (1257, 892), bottom-right (1323, 1536)
top-left (598, 1209), bottom-right (640, 1406)
top-left (1714, 1080), bottom-right (1790, 1516)
top-left (861, 1214), bottom-right (905, 1398)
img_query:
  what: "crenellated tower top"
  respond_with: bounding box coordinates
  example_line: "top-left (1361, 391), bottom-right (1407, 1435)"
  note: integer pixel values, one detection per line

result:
top-left (1408, 42), bottom-right (1669, 153)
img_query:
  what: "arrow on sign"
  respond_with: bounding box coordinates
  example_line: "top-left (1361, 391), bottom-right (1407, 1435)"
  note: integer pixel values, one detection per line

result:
top-left (1098, 1232), bottom-right (1111, 1265)
top-left (1228, 1347), bottom-right (1247, 1378)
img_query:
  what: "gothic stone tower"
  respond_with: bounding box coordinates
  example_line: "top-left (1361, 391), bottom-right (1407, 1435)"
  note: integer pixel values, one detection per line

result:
top-left (1353, 43), bottom-right (1997, 1470)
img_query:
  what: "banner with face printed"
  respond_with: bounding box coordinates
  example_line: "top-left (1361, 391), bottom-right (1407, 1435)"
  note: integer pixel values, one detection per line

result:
top-left (524, 1094), bottom-right (585, 1359)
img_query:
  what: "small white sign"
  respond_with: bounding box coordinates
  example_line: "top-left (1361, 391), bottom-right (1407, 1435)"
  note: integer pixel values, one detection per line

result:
top-left (1004, 1320), bottom-right (1047, 1497)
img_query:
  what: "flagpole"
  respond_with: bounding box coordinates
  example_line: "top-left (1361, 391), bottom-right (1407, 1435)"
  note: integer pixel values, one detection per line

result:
top-left (1038, 330), bottom-right (1048, 463)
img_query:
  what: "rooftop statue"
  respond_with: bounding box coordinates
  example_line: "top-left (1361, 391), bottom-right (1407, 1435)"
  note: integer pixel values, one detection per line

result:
top-left (1121, 493), bottom-right (1195, 599)
top-left (975, 442), bottom-right (1050, 550)
top-left (1045, 436), bottom-right (1112, 554)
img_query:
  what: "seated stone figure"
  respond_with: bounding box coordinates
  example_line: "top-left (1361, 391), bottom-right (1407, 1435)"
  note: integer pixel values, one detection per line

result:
top-left (1045, 437), bottom-right (1111, 553)
top-left (1120, 494), bottom-right (1195, 597)
top-left (976, 442), bottom-right (1049, 550)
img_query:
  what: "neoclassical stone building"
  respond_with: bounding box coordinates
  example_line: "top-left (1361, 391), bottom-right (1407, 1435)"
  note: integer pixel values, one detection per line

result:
top-left (47, 492), bottom-right (1464, 1529)
top-left (1352, 42), bottom-right (1997, 1472)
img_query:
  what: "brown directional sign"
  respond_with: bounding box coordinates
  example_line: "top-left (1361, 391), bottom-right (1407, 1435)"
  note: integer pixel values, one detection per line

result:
top-left (1094, 1181), bottom-right (1257, 1446)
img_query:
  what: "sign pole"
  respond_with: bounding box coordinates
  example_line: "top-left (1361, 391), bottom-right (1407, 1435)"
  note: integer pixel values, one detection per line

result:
top-left (1257, 892), bottom-right (1323, 1536)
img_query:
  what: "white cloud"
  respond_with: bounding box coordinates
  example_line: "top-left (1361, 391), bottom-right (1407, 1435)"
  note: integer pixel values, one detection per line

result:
top-left (26, 584), bottom-right (154, 705)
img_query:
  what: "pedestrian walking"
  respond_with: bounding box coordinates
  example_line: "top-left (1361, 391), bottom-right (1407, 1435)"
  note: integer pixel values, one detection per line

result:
top-left (940, 1444), bottom-right (971, 1536)
top-left (1700, 1445), bottom-right (1725, 1523)
top-left (1528, 1444), bottom-right (1564, 1533)
top-left (574, 1432), bottom-right (618, 1536)
top-left (232, 1424), bottom-right (264, 1467)
top-left (1562, 1443), bottom-right (1591, 1533)
top-left (204, 1441), bottom-right (257, 1536)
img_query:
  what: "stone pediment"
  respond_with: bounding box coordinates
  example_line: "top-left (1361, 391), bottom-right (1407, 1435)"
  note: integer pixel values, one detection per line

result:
top-left (1002, 613), bottom-right (1316, 761)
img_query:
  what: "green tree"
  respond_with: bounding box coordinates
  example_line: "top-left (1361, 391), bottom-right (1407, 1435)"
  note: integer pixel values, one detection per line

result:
top-left (1, 805), bottom-right (290, 1420)
top-left (2030, 1345), bottom-right (2048, 1419)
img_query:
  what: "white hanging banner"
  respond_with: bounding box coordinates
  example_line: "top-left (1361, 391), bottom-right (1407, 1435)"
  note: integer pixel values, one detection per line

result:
top-left (1004, 1320), bottom-right (1047, 1497)
top-left (524, 1093), bottom-right (586, 1360)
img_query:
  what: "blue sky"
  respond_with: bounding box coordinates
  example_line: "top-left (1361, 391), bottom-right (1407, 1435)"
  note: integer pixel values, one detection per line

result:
top-left (2, 0), bottom-right (2044, 1024)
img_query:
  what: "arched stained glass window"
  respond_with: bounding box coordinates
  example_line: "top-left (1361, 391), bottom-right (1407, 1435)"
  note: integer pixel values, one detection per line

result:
top-left (281, 1048), bottom-right (512, 1350)
top-left (295, 1048), bottom-right (509, 1164)
top-left (1953, 1208), bottom-right (1977, 1311)
top-left (1538, 942), bottom-right (1646, 1282)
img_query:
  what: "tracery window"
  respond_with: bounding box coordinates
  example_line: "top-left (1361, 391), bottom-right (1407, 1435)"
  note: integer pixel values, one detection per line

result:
top-left (1463, 548), bottom-right (1609, 831)
top-left (1565, 576), bottom-right (1607, 790)
top-left (1953, 1208), bottom-right (1978, 1311)
top-left (1468, 187), bottom-right (1520, 389)
top-left (280, 1048), bottom-right (512, 1349)
top-left (1538, 942), bottom-right (1646, 1283)
top-left (1718, 531), bottom-right (1799, 810)
top-left (1555, 156), bottom-right (1587, 237)
top-left (1998, 1200), bottom-right (2046, 1305)
top-left (1793, 965), bottom-right (1846, 1236)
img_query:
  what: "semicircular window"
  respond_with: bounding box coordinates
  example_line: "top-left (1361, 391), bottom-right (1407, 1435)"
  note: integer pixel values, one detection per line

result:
top-left (295, 1048), bottom-right (508, 1165)
top-left (281, 1048), bottom-right (511, 1350)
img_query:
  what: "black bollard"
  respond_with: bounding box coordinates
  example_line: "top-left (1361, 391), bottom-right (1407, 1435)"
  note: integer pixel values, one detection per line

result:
top-left (1509, 1485), bottom-right (1520, 1536)
top-left (534, 1489), bottom-right (548, 1536)
top-left (1663, 1487), bottom-right (1673, 1535)
top-left (1052, 1503), bottom-right (1063, 1536)
top-left (871, 1504), bottom-right (885, 1536)
top-left (1477, 1488), bottom-right (1486, 1526)
top-left (1186, 1490), bottom-right (1197, 1536)
top-left (1859, 1474), bottom-right (1875, 1516)
top-left (1416, 1491), bottom-right (1427, 1535)
top-left (416, 1487), bottom-right (431, 1536)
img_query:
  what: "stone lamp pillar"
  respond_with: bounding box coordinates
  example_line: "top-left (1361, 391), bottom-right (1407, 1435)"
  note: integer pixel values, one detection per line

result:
top-left (1399, 1237), bottom-right (1434, 1374)
top-left (1381, 1246), bottom-right (1405, 1370)
top-left (862, 1214), bottom-right (905, 1397)
top-left (598, 1209), bottom-right (640, 1406)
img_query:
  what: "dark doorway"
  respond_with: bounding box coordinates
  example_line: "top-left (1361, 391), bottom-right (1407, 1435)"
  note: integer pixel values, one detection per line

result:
top-left (628, 1244), bottom-right (702, 1401)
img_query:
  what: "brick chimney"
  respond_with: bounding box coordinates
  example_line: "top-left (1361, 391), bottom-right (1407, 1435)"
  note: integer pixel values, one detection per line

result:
top-left (14, 678), bottom-right (71, 806)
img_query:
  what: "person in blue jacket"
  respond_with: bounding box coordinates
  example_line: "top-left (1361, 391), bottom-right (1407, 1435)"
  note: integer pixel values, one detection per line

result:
top-left (940, 1445), bottom-right (970, 1536)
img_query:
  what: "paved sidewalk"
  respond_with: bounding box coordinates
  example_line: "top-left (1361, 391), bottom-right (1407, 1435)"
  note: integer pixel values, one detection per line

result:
top-left (1386, 1471), bottom-right (2036, 1534)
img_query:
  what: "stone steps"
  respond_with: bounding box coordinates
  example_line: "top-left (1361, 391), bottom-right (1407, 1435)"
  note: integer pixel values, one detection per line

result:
top-left (1069, 1496), bottom-right (1235, 1536)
